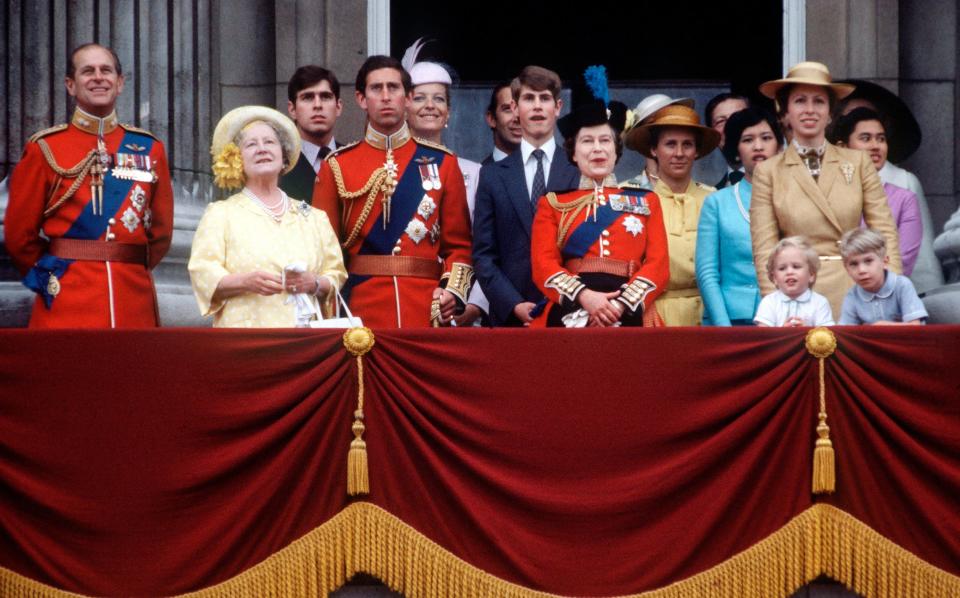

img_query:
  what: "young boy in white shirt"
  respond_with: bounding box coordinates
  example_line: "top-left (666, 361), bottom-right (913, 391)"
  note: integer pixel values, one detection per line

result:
top-left (754, 236), bottom-right (835, 327)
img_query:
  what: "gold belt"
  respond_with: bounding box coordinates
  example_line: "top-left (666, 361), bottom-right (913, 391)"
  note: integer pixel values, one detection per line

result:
top-left (347, 255), bottom-right (442, 279)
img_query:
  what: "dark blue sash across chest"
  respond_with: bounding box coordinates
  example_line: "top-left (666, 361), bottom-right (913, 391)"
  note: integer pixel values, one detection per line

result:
top-left (344, 143), bottom-right (445, 295)
top-left (24, 130), bottom-right (154, 307)
top-left (561, 188), bottom-right (650, 259)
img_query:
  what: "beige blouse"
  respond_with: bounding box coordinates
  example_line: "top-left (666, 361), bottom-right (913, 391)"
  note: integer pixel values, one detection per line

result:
top-left (188, 192), bottom-right (347, 327)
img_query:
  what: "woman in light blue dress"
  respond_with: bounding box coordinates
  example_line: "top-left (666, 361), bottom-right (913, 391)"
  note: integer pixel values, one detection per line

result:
top-left (696, 107), bottom-right (783, 325)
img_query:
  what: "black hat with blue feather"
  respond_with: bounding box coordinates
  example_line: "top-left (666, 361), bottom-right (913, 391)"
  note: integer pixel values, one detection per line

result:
top-left (558, 66), bottom-right (628, 139)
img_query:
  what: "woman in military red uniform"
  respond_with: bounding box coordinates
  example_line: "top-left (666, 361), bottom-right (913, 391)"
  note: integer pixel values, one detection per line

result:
top-left (530, 67), bottom-right (669, 327)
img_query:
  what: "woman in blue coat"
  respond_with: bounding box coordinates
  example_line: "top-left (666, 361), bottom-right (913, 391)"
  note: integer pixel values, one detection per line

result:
top-left (696, 107), bottom-right (783, 325)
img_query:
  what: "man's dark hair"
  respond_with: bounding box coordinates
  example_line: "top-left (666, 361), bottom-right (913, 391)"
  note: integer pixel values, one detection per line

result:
top-left (67, 43), bottom-right (122, 78)
top-left (287, 65), bottom-right (340, 102)
top-left (486, 81), bottom-right (512, 118)
top-left (355, 55), bottom-right (412, 95)
top-left (510, 66), bottom-right (562, 102)
top-left (704, 92), bottom-right (750, 127)
top-left (721, 106), bottom-right (784, 165)
top-left (829, 107), bottom-right (888, 147)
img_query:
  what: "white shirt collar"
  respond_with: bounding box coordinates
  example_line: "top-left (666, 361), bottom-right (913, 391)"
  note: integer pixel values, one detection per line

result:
top-left (520, 137), bottom-right (556, 165)
top-left (777, 288), bottom-right (813, 303)
top-left (300, 138), bottom-right (338, 173)
top-left (492, 147), bottom-right (510, 162)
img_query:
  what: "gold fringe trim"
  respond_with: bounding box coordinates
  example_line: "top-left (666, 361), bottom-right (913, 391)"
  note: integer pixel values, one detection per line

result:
top-left (2, 503), bottom-right (957, 598)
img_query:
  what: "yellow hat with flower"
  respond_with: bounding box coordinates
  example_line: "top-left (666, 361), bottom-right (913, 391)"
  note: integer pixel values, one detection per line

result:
top-left (210, 106), bottom-right (301, 189)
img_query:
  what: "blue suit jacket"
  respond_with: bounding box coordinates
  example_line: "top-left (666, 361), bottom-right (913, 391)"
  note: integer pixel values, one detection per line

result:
top-left (695, 180), bottom-right (761, 325)
top-left (472, 144), bottom-right (580, 326)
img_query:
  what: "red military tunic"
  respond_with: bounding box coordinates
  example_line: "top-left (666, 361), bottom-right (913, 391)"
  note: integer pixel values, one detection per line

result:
top-left (530, 182), bottom-right (670, 326)
top-left (313, 123), bottom-right (473, 328)
top-left (4, 109), bottom-right (174, 328)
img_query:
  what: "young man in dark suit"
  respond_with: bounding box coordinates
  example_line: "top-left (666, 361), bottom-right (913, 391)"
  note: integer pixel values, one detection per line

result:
top-left (280, 65), bottom-right (343, 203)
top-left (472, 66), bottom-right (580, 326)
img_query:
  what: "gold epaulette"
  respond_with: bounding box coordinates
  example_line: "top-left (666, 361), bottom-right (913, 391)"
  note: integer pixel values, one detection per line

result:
top-left (414, 138), bottom-right (454, 155)
top-left (28, 124), bottom-right (68, 143)
top-left (120, 123), bottom-right (159, 140)
top-left (328, 140), bottom-right (360, 158)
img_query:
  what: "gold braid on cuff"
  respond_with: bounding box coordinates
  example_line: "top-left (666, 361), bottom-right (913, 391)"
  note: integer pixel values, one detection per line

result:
top-left (616, 277), bottom-right (656, 313)
top-left (545, 272), bottom-right (586, 303)
top-left (442, 263), bottom-right (474, 303)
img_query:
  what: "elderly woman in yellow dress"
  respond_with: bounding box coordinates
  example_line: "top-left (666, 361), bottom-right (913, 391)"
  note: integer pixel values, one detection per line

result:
top-left (189, 106), bottom-right (347, 327)
top-left (751, 62), bottom-right (901, 317)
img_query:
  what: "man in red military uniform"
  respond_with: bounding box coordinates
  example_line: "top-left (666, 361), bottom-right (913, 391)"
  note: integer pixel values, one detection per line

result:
top-left (4, 43), bottom-right (173, 328)
top-left (313, 55), bottom-right (472, 328)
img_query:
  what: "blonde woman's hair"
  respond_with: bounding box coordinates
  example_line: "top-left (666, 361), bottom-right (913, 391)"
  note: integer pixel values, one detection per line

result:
top-left (766, 235), bottom-right (821, 284)
top-left (840, 228), bottom-right (887, 262)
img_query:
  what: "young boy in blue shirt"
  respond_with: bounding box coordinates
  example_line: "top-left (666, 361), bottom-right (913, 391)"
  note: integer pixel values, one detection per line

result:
top-left (838, 228), bottom-right (928, 325)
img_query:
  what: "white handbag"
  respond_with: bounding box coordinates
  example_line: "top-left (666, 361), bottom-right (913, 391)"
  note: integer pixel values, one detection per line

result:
top-left (309, 288), bottom-right (363, 329)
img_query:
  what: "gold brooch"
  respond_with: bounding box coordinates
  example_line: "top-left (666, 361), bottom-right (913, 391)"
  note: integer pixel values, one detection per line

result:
top-left (840, 162), bottom-right (854, 184)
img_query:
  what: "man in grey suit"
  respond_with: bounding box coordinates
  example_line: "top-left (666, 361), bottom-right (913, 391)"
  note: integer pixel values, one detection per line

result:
top-left (472, 66), bottom-right (580, 326)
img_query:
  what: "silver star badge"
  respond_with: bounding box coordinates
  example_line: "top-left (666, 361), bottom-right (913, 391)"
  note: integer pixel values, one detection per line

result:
top-left (418, 196), bottom-right (436, 219)
top-left (405, 219), bottom-right (428, 244)
top-left (130, 184), bottom-right (146, 212)
top-left (121, 206), bottom-right (140, 233)
top-left (623, 215), bottom-right (644, 237)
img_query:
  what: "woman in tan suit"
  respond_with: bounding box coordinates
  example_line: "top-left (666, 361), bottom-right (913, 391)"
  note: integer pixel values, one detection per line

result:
top-left (751, 62), bottom-right (901, 317)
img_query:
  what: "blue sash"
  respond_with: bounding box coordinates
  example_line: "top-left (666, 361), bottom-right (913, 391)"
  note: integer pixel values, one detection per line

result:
top-left (561, 201), bottom-right (621, 259)
top-left (65, 130), bottom-right (154, 240)
top-left (25, 130), bottom-right (155, 307)
top-left (344, 143), bottom-right (444, 296)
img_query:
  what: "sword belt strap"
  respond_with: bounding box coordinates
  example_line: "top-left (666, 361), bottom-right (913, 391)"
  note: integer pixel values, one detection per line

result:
top-left (347, 255), bottom-right (442, 279)
top-left (49, 238), bottom-right (148, 266)
top-left (564, 257), bottom-right (635, 278)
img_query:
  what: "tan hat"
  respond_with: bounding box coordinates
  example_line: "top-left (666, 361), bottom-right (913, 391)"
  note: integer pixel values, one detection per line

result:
top-left (759, 61), bottom-right (855, 100)
top-left (210, 106), bottom-right (301, 189)
top-left (625, 104), bottom-right (721, 158)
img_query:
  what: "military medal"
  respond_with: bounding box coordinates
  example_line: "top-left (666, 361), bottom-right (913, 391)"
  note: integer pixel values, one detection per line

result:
top-left (405, 219), bottom-right (427, 244)
top-left (121, 206), bottom-right (140, 233)
top-left (420, 165), bottom-right (434, 190)
top-left (623, 215), bottom-right (644, 237)
top-left (130, 184), bottom-right (147, 212)
top-left (418, 196), bottom-right (436, 219)
top-left (46, 274), bottom-right (61, 297)
top-left (112, 153), bottom-right (154, 182)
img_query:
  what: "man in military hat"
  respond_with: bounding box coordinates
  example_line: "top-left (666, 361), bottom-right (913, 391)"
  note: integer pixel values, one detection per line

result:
top-left (312, 55), bottom-right (473, 328)
top-left (4, 43), bottom-right (173, 328)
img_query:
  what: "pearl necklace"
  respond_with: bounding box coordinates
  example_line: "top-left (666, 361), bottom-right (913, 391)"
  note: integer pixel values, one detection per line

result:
top-left (243, 187), bottom-right (288, 222)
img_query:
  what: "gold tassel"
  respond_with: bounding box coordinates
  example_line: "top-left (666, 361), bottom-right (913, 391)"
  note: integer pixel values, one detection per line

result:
top-left (343, 327), bottom-right (375, 496)
top-left (348, 413), bottom-right (369, 495)
top-left (812, 413), bottom-right (835, 494)
top-left (806, 328), bottom-right (837, 495)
